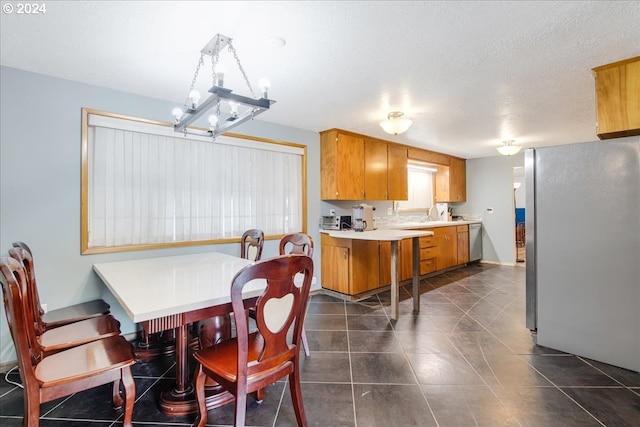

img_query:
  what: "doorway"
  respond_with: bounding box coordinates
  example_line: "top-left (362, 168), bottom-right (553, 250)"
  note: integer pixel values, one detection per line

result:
top-left (513, 167), bottom-right (525, 264)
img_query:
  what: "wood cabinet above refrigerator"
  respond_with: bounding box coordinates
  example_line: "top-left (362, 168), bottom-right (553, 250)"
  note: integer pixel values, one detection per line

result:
top-left (592, 56), bottom-right (640, 139)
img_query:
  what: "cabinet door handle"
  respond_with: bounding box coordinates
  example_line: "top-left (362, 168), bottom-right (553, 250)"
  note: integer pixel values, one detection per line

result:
top-left (343, 249), bottom-right (348, 259)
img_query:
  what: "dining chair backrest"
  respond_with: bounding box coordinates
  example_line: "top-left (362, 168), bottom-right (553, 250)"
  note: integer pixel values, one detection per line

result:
top-left (0, 257), bottom-right (43, 367)
top-left (192, 254), bottom-right (313, 427)
top-left (279, 233), bottom-right (314, 258)
top-left (9, 244), bottom-right (111, 333)
top-left (238, 254), bottom-right (313, 366)
top-left (9, 246), bottom-right (47, 335)
top-left (240, 229), bottom-right (264, 262)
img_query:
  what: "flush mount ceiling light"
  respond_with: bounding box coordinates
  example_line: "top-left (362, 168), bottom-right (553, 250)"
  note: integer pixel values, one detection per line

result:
top-left (497, 139), bottom-right (522, 156)
top-left (379, 111), bottom-right (413, 135)
top-left (172, 34), bottom-right (275, 139)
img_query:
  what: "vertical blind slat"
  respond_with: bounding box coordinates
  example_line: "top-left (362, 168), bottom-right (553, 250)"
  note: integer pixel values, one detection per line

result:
top-left (87, 121), bottom-right (303, 249)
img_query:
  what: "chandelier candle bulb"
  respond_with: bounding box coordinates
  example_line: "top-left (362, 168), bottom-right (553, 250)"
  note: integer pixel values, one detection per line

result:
top-left (172, 108), bottom-right (183, 122)
top-left (188, 90), bottom-right (201, 109)
top-left (259, 78), bottom-right (270, 99)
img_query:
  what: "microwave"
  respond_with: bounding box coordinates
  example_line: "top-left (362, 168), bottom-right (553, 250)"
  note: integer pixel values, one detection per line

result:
top-left (320, 215), bottom-right (351, 230)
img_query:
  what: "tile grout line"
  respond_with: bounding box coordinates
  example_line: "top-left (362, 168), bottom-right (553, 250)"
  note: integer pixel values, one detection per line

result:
top-left (345, 297), bottom-right (357, 427)
top-left (388, 292), bottom-right (441, 427)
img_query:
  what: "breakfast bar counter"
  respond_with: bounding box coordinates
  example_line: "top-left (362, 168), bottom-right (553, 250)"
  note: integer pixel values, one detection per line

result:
top-left (321, 228), bottom-right (433, 320)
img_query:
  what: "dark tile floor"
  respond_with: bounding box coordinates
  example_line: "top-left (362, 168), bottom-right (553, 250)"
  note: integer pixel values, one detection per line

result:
top-left (2, 263), bottom-right (639, 426)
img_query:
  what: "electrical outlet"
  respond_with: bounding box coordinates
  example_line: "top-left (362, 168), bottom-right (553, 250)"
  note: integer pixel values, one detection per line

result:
top-left (487, 208), bottom-right (494, 214)
top-left (41, 303), bottom-right (48, 313)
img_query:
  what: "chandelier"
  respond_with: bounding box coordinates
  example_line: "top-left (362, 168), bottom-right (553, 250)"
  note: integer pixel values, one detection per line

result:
top-left (497, 139), bottom-right (522, 156)
top-left (379, 111), bottom-right (413, 135)
top-left (172, 34), bottom-right (275, 138)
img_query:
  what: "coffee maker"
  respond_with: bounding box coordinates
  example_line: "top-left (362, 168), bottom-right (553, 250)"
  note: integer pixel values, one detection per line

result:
top-left (352, 204), bottom-right (375, 232)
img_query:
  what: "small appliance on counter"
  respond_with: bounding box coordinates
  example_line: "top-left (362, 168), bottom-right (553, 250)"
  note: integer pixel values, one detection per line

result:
top-left (436, 203), bottom-right (449, 221)
top-left (320, 215), bottom-right (351, 230)
top-left (352, 203), bottom-right (376, 232)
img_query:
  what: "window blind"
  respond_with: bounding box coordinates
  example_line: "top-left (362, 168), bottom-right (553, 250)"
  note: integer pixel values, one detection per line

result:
top-left (82, 109), bottom-right (305, 253)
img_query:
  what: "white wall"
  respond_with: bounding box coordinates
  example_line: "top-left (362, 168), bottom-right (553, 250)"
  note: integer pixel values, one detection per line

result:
top-left (456, 153), bottom-right (524, 265)
top-left (0, 66), bottom-right (321, 365)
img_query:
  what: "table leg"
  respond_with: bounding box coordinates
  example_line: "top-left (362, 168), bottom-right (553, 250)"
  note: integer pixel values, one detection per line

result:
top-left (159, 318), bottom-right (235, 415)
top-left (390, 240), bottom-right (399, 320)
top-left (412, 236), bottom-right (421, 315)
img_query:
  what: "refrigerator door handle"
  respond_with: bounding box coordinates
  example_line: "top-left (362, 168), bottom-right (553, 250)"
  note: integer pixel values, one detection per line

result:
top-left (525, 148), bottom-right (537, 333)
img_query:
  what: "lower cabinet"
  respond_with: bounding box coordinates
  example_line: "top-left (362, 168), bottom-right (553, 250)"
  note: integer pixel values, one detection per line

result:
top-left (321, 234), bottom-right (380, 295)
top-left (457, 225), bottom-right (469, 265)
top-left (321, 224), bottom-right (475, 297)
top-left (379, 239), bottom-right (412, 286)
top-left (419, 234), bottom-right (438, 275)
top-left (434, 226), bottom-right (458, 270)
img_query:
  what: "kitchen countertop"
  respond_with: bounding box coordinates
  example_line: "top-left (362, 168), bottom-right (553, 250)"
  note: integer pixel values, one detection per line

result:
top-left (376, 219), bottom-right (482, 230)
top-left (321, 228), bottom-right (433, 240)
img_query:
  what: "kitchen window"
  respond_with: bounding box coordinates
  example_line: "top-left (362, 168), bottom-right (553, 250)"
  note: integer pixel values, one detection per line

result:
top-left (396, 161), bottom-right (436, 211)
top-left (81, 108), bottom-right (306, 254)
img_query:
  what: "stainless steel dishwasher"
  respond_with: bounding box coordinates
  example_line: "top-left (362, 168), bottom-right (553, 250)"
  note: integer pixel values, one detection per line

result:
top-left (469, 223), bottom-right (482, 261)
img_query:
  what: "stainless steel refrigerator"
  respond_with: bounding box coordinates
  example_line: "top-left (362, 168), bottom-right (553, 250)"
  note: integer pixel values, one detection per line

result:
top-left (525, 136), bottom-right (640, 372)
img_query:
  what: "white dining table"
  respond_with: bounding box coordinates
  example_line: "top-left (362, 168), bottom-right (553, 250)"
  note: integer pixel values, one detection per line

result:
top-left (93, 251), bottom-right (265, 415)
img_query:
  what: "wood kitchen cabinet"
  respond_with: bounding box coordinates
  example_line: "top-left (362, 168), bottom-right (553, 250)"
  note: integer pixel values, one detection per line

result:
top-left (434, 158), bottom-right (466, 203)
top-left (456, 225), bottom-right (469, 265)
top-left (321, 128), bottom-right (465, 202)
top-left (449, 157), bottom-right (467, 202)
top-left (364, 139), bottom-right (408, 200)
top-left (323, 225), bottom-right (474, 297)
top-left (321, 129), bottom-right (408, 201)
top-left (320, 130), bottom-right (365, 200)
top-left (434, 226), bottom-right (458, 270)
top-left (407, 147), bottom-right (450, 166)
top-left (434, 165), bottom-right (450, 203)
top-left (379, 239), bottom-right (413, 286)
top-left (387, 144), bottom-right (408, 200)
top-left (321, 234), bottom-right (380, 295)
top-left (364, 139), bottom-right (388, 200)
top-left (592, 56), bottom-right (640, 140)
top-left (419, 234), bottom-right (438, 275)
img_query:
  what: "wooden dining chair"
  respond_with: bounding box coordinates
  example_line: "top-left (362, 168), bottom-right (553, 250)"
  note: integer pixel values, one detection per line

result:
top-left (240, 229), bottom-right (265, 262)
top-left (196, 229), bottom-right (266, 363)
top-left (8, 246), bottom-right (121, 356)
top-left (279, 233), bottom-right (313, 357)
top-left (0, 256), bottom-right (137, 427)
top-left (11, 242), bottom-right (111, 329)
top-left (192, 254), bottom-right (313, 427)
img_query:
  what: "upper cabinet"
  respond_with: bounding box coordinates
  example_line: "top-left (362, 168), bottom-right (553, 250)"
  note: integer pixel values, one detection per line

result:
top-left (320, 130), bottom-right (365, 200)
top-left (321, 129), bottom-right (408, 201)
top-left (448, 157), bottom-right (467, 202)
top-left (592, 56), bottom-right (640, 139)
top-left (387, 144), bottom-right (408, 200)
top-left (408, 147), bottom-right (466, 203)
top-left (320, 129), bottom-right (464, 202)
top-left (363, 138), bottom-right (388, 200)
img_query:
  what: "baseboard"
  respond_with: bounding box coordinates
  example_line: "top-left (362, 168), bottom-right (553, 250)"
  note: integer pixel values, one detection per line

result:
top-left (0, 360), bottom-right (17, 374)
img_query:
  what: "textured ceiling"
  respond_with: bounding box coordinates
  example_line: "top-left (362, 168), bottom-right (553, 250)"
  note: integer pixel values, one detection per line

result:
top-left (1, 1), bottom-right (639, 158)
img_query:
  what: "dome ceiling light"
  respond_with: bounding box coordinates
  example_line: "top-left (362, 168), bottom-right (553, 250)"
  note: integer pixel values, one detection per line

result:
top-left (379, 111), bottom-right (413, 135)
top-left (497, 139), bottom-right (522, 156)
